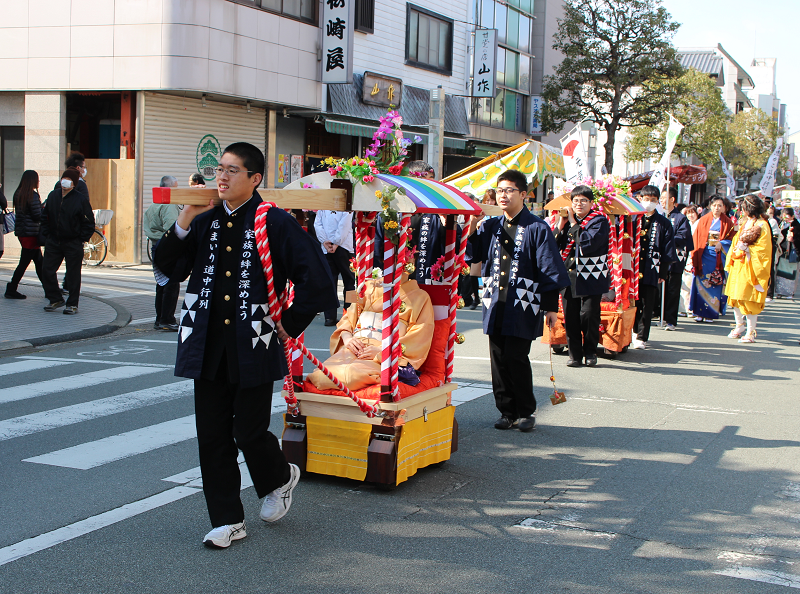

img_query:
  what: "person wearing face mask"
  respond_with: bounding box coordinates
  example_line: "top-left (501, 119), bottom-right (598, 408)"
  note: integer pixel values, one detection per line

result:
top-left (659, 187), bottom-right (694, 330)
top-left (631, 185), bottom-right (676, 349)
top-left (39, 170), bottom-right (96, 314)
top-left (688, 195), bottom-right (735, 322)
top-left (553, 185), bottom-right (610, 367)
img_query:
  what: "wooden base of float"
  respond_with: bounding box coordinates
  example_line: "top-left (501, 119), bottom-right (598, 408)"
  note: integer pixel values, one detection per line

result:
top-left (542, 305), bottom-right (636, 356)
top-left (281, 384), bottom-right (459, 487)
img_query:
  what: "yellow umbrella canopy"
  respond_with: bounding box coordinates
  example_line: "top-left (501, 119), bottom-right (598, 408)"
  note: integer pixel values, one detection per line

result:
top-left (442, 140), bottom-right (565, 196)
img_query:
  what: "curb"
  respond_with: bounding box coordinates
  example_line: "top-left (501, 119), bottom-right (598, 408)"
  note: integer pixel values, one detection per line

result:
top-left (0, 294), bottom-right (132, 352)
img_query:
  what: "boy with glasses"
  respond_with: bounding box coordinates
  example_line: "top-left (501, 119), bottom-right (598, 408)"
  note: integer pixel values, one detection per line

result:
top-left (468, 170), bottom-right (569, 432)
top-left (154, 143), bottom-right (337, 549)
top-left (553, 186), bottom-right (610, 367)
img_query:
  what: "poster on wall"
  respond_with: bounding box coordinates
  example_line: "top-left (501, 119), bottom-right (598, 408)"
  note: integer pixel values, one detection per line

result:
top-left (290, 155), bottom-right (304, 182)
top-left (277, 154), bottom-right (286, 184)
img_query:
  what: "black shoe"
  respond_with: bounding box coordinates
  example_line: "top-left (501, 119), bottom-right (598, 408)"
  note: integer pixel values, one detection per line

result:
top-left (566, 359), bottom-right (582, 367)
top-left (494, 416), bottom-right (514, 430)
top-left (44, 300), bottom-right (66, 312)
top-left (324, 319), bottom-right (338, 327)
top-left (585, 356), bottom-right (597, 367)
top-left (469, 302), bottom-right (478, 310)
top-left (160, 323), bottom-right (179, 331)
top-left (63, 305), bottom-right (78, 315)
top-left (516, 417), bottom-right (535, 432)
top-left (153, 322), bottom-right (162, 330)
top-left (4, 289), bottom-right (26, 299)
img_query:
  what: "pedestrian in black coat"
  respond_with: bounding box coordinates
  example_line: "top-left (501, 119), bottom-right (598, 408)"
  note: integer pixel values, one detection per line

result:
top-left (5, 170), bottom-right (45, 299)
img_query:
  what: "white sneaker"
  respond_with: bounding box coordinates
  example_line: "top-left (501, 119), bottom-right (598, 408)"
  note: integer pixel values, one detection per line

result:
top-left (203, 521), bottom-right (246, 549)
top-left (260, 463), bottom-right (300, 522)
top-left (631, 339), bottom-right (647, 350)
top-left (663, 323), bottom-right (677, 331)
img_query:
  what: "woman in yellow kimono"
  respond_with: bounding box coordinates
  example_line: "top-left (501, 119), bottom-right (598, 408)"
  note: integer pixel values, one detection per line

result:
top-left (724, 195), bottom-right (772, 343)
top-left (308, 271), bottom-right (435, 391)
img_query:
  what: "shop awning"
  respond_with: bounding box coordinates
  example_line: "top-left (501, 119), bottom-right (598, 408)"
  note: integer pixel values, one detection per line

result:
top-left (442, 140), bottom-right (565, 196)
top-left (324, 119), bottom-right (467, 149)
top-left (624, 165), bottom-right (707, 192)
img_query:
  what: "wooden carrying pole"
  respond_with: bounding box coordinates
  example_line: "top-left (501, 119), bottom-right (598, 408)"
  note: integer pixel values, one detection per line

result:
top-left (152, 187), bottom-right (349, 211)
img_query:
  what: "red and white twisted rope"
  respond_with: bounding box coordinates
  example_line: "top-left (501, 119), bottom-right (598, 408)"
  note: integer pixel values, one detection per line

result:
top-left (255, 202), bottom-right (382, 418)
top-left (443, 216), bottom-right (457, 383)
top-left (632, 216), bottom-right (641, 300)
top-left (389, 216), bottom-right (410, 401)
top-left (380, 234), bottom-right (396, 400)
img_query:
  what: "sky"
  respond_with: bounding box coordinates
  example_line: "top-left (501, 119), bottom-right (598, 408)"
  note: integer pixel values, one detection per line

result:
top-left (663, 0), bottom-right (798, 134)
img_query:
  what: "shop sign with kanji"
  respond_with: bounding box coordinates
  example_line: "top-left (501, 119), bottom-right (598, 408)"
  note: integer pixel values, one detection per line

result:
top-left (321, 0), bottom-right (354, 84)
top-left (471, 28), bottom-right (497, 98)
top-left (362, 72), bottom-right (403, 108)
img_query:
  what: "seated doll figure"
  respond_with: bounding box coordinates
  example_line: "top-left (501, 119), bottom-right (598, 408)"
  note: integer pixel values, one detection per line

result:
top-left (308, 271), bottom-right (435, 391)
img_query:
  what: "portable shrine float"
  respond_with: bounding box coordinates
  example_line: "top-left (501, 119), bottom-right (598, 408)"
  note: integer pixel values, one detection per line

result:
top-left (153, 162), bottom-right (484, 488)
top-left (541, 179), bottom-right (647, 358)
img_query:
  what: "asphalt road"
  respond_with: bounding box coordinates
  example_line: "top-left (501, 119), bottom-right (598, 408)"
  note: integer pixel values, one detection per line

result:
top-left (1, 299), bottom-right (800, 593)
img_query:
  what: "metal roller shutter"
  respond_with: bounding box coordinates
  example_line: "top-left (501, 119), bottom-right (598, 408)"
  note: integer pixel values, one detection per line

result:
top-left (141, 92), bottom-right (267, 215)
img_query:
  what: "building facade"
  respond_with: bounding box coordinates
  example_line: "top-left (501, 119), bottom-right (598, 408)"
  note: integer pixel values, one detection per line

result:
top-left (0, 0), bottom-right (475, 261)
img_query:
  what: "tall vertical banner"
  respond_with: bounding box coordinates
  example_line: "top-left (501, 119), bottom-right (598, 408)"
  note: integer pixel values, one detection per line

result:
top-left (560, 124), bottom-right (589, 185)
top-left (472, 29), bottom-right (497, 98)
top-left (759, 138), bottom-right (784, 197)
top-left (529, 95), bottom-right (543, 135)
top-left (648, 115), bottom-right (684, 191)
top-left (718, 148), bottom-right (735, 198)
top-left (321, 0), bottom-right (355, 84)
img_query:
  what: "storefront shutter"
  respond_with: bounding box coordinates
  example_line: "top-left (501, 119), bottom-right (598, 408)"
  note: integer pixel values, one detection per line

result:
top-left (141, 92), bottom-right (267, 215)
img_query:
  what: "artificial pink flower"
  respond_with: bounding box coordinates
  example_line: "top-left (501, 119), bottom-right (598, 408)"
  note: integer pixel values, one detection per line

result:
top-left (363, 175), bottom-right (374, 182)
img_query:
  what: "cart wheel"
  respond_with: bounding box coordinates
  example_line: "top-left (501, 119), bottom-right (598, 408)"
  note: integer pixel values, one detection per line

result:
top-left (83, 230), bottom-right (108, 266)
top-left (146, 238), bottom-right (153, 263)
top-left (603, 348), bottom-right (617, 359)
top-left (552, 346), bottom-right (565, 354)
top-left (620, 346), bottom-right (629, 353)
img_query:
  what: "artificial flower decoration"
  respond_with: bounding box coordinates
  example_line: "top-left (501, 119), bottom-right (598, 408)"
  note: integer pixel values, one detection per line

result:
top-left (430, 255), bottom-right (446, 282)
top-left (561, 175), bottom-right (633, 214)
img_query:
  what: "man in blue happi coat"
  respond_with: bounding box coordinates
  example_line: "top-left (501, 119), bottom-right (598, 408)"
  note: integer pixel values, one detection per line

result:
top-left (154, 143), bottom-right (337, 549)
top-left (469, 169), bottom-right (569, 432)
top-left (659, 187), bottom-right (694, 330)
top-left (554, 185), bottom-right (610, 367)
top-left (632, 185), bottom-right (677, 349)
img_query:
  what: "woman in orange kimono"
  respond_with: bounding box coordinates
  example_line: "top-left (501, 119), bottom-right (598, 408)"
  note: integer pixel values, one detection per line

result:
top-left (308, 271), bottom-right (435, 391)
top-left (724, 195), bottom-right (772, 343)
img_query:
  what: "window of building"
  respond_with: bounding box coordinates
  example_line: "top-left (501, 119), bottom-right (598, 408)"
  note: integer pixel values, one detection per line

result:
top-left (406, 4), bottom-right (454, 75)
top-left (469, 0), bottom-right (534, 133)
top-left (0, 127), bottom-right (24, 193)
top-left (230, 0), bottom-right (315, 25)
top-left (355, 0), bottom-right (375, 33)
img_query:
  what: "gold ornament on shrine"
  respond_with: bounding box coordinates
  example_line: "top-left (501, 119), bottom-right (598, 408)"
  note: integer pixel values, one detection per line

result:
top-left (455, 333), bottom-right (466, 344)
top-left (457, 297), bottom-right (465, 309)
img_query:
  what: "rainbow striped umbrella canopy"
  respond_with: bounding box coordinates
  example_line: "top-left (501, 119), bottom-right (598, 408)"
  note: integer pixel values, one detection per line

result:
top-left (374, 174), bottom-right (482, 214)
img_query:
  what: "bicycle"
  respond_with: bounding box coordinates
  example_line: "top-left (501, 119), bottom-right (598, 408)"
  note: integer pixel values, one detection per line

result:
top-left (83, 209), bottom-right (113, 266)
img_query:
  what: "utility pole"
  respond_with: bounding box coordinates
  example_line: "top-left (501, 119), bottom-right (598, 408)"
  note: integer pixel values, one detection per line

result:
top-left (428, 85), bottom-right (445, 178)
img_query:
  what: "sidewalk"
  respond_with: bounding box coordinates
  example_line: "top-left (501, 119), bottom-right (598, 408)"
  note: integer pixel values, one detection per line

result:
top-left (0, 267), bottom-right (132, 350)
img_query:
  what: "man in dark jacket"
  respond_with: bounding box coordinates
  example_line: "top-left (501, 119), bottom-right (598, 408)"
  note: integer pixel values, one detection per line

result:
top-left (554, 185), bottom-right (610, 367)
top-left (660, 187), bottom-right (694, 330)
top-left (53, 152), bottom-right (90, 201)
top-left (40, 169), bottom-right (95, 314)
top-left (632, 185), bottom-right (677, 349)
top-left (154, 142), bottom-right (337, 549)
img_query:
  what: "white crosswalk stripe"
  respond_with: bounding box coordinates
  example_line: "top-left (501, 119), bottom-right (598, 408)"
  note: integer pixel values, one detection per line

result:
top-left (24, 416), bottom-right (198, 469)
top-left (0, 366), bottom-right (166, 404)
top-left (0, 381), bottom-right (193, 441)
top-left (0, 359), bottom-right (72, 377)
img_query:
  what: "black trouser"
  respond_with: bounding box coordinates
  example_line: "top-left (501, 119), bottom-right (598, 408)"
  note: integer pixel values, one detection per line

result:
top-left (41, 238), bottom-right (83, 306)
top-left (562, 287), bottom-right (601, 361)
top-left (634, 284), bottom-right (658, 342)
top-left (460, 275), bottom-right (479, 306)
top-left (663, 264), bottom-right (685, 326)
top-left (194, 370), bottom-right (289, 528)
top-left (155, 279), bottom-right (181, 325)
top-left (8, 247), bottom-right (43, 291)
top-left (489, 332), bottom-right (536, 419)
top-left (767, 238), bottom-right (778, 298)
top-left (323, 246), bottom-right (355, 321)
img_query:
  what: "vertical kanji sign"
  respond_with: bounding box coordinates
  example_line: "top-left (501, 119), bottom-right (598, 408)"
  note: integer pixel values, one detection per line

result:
top-left (321, 0), bottom-right (355, 84)
top-left (472, 29), bottom-right (497, 98)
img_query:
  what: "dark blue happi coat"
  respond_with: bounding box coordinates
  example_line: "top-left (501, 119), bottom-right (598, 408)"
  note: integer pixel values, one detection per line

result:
top-left (157, 195), bottom-right (337, 388)
top-left (555, 214), bottom-right (610, 296)
top-left (667, 208), bottom-right (694, 271)
top-left (471, 208), bottom-right (569, 340)
top-left (640, 211), bottom-right (677, 287)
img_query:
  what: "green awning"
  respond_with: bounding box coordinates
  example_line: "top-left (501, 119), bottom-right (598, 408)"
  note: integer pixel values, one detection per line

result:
top-left (324, 119), bottom-right (467, 150)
